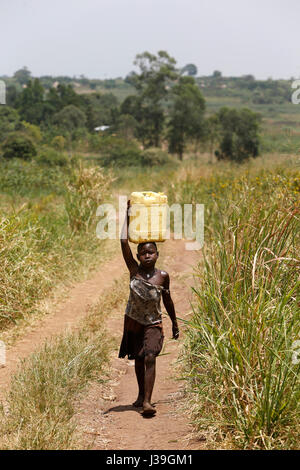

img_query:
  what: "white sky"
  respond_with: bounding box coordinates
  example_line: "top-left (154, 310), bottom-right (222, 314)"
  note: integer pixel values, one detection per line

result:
top-left (0, 0), bottom-right (299, 79)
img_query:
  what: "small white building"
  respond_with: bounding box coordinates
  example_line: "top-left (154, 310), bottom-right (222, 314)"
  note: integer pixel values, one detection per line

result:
top-left (94, 125), bottom-right (110, 132)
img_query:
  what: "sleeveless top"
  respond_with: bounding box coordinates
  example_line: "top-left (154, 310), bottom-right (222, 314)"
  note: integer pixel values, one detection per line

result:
top-left (125, 276), bottom-right (169, 326)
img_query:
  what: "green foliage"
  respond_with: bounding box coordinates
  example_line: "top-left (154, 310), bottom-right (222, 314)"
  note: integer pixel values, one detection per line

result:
top-left (16, 79), bottom-right (45, 124)
top-left (51, 135), bottom-right (66, 151)
top-left (181, 63), bottom-right (198, 76)
top-left (167, 76), bottom-right (206, 159)
top-left (35, 147), bottom-right (70, 167)
top-left (141, 147), bottom-right (174, 166)
top-left (171, 164), bottom-right (299, 449)
top-left (101, 139), bottom-right (143, 167)
top-left (215, 107), bottom-right (261, 162)
top-left (64, 163), bottom-right (114, 233)
top-left (20, 121), bottom-right (42, 143)
top-left (6, 85), bottom-right (19, 107)
top-left (83, 92), bottom-right (118, 131)
top-left (1, 132), bottom-right (37, 160)
top-left (0, 158), bottom-right (69, 197)
top-left (123, 50), bottom-right (178, 147)
top-left (13, 66), bottom-right (31, 85)
top-left (115, 113), bottom-right (138, 139)
top-left (52, 105), bottom-right (87, 136)
top-left (0, 158), bottom-right (114, 330)
top-left (0, 106), bottom-right (20, 142)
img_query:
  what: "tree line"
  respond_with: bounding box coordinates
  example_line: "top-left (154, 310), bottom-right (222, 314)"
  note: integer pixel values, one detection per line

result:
top-left (0, 51), bottom-right (261, 164)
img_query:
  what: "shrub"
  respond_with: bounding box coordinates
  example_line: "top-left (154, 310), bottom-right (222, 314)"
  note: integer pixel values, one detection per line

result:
top-left (98, 137), bottom-right (144, 167)
top-left (0, 106), bottom-right (20, 143)
top-left (35, 147), bottom-right (70, 167)
top-left (64, 163), bottom-right (114, 233)
top-left (51, 135), bottom-right (66, 151)
top-left (1, 132), bottom-right (37, 160)
top-left (20, 121), bottom-right (42, 143)
top-left (141, 147), bottom-right (174, 166)
top-left (102, 146), bottom-right (143, 167)
top-left (215, 107), bottom-right (261, 162)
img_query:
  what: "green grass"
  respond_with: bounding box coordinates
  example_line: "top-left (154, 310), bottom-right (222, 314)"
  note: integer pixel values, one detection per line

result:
top-left (174, 160), bottom-right (300, 449)
top-left (0, 158), bottom-right (115, 332)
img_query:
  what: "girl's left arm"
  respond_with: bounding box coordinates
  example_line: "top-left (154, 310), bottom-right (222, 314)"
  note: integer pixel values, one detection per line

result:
top-left (162, 273), bottom-right (179, 339)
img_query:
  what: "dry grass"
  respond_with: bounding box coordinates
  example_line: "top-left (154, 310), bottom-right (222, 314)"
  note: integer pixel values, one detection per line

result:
top-left (0, 275), bottom-right (128, 450)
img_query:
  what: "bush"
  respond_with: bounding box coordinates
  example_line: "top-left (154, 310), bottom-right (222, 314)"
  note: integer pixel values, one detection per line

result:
top-left (102, 147), bottom-right (144, 167)
top-left (51, 135), bottom-right (66, 151)
top-left (64, 163), bottom-right (114, 233)
top-left (97, 137), bottom-right (144, 167)
top-left (97, 137), bottom-right (174, 168)
top-left (20, 121), bottom-right (42, 143)
top-left (1, 132), bottom-right (37, 160)
top-left (35, 147), bottom-right (70, 167)
top-left (0, 106), bottom-right (20, 143)
top-left (141, 147), bottom-right (174, 166)
top-left (215, 107), bottom-right (261, 162)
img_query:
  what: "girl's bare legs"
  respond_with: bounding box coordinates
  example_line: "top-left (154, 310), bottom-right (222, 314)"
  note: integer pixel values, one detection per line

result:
top-left (133, 358), bottom-right (145, 407)
top-left (143, 353), bottom-right (156, 415)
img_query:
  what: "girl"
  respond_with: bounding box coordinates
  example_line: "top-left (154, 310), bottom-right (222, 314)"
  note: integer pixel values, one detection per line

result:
top-left (119, 200), bottom-right (179, 417)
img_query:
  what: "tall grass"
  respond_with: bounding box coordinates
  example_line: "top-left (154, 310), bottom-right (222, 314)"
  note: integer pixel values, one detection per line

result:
top-left (0, 330), bottom-right (110, 449)
top-left (0, 158), bottom-right (115, 331)
top-left (178, 164), bottom-right (300, 448)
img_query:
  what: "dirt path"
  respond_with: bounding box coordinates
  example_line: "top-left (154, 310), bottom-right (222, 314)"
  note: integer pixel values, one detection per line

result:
top-left (0, 238), bottom-right (203, 450)
top-left (75, 240), bottom-right (203, 450)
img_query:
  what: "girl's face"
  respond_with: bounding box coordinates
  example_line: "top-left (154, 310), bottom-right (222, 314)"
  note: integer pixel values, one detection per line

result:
top-left (137, 243), bottom-right (158, 269)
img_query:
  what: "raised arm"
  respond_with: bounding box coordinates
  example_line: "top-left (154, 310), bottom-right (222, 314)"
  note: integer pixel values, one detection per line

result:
top-left (162, 272), bottom-right (179, 339)
top-left (120, 200), bottom-right (138, 277)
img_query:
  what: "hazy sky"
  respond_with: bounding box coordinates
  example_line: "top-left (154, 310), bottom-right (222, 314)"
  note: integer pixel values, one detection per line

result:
top-left (1, 0), bottom-right (299, 79)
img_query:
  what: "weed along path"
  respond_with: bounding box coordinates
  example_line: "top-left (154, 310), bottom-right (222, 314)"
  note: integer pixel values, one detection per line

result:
top-left (75, 239), bottom-right (203, 450)
top-left (0, 245), bottom-right (125, 399)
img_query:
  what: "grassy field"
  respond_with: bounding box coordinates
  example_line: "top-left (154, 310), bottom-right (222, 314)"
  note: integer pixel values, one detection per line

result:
top-left (0, 157), bottom-right (115, 335)
top-left (167, 155), bottom-right (300, 449)
top-left (0, 148), bottom-right (299, 449)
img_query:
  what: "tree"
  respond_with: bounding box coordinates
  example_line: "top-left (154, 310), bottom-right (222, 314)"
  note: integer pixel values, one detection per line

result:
top-left (115, 114), bottom-right (138, 139)
top-left (13, 66), bottom-right (31, 85)
top-left (212, 70), bottom-right (222, 79)
top-left (1, 132), bottom-right (37, 160)
top-left (167, 76), bottom-right (205, 160)
top-left (16, 78), bottom-right (45, 124)
top-left (0, 107), bottom-right (20, 142)
top-left (214, 107), bottom-right (261, 162)
top-left (181, 64), bottom-right (198, 76)
top-left (6, 85), bottom-right (18, 107)
top-left (204, 114), bottom-right (221, 161)
top-left (83, 92), bottom-right (118, 131)
top-left (128, 50), bottom-right (178, 147)
top-left (52, 104), bottom-right (87, 136)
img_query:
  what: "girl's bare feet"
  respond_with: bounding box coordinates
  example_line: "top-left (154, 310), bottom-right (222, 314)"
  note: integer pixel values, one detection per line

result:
top-left (132, 395), bottom-right (144, 407)
top-left (142, 401), bottom-right (156, 416)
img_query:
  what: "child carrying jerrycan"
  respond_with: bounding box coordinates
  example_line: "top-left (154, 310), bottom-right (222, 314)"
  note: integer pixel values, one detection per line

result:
top-left (119, 192), bottom-right (179, 417)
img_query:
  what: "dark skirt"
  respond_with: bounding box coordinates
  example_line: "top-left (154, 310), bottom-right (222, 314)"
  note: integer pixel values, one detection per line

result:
top-left (118, 315), bottom-right (164, 360)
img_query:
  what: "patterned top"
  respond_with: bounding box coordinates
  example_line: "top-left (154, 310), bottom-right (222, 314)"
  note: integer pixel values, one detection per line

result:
top-left (125, 276), bottom-right (168, 326)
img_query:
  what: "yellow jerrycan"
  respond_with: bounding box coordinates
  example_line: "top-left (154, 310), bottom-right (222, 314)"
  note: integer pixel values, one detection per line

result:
top-left (128, 191), bottom-right (168, 243)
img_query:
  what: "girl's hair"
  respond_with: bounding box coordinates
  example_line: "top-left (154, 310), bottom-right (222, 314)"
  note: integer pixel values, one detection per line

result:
top-left (137, 242), bottom-right (158, 253)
